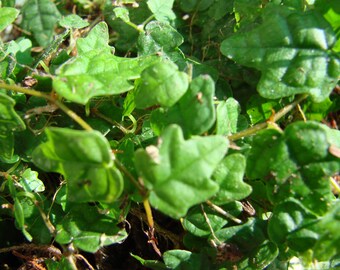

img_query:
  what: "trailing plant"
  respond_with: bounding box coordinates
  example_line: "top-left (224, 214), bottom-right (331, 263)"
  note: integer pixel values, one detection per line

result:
top-left (0, 0), bottom-right (339, 269)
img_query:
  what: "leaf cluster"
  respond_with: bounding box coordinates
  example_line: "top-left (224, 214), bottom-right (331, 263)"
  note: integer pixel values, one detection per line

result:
top-left (0, 0), bottom-right (339, 269)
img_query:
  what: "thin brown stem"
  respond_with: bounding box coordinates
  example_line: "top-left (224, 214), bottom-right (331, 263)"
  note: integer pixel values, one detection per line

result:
top-left (0, 82), bottom-right (93, 131)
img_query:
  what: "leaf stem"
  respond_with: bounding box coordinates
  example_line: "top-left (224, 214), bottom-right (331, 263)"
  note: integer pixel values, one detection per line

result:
top-left (228, 94), bottom-right (308, 141)
top-left (143, 198), bottom-right (154, 229)
top-left (0, 82), bottom-right (93, 131)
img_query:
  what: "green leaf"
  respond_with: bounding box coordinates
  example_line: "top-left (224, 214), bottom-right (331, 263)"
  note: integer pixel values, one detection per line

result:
top-left (131, 254), bottom-right (168, 270)
top-left (59, 14), bottom-right (89, 29)
top-left (150, 75), bottom-right (216, 138)
top-left (220, 6), bottom-right (340, 102)
top-left (246, 95), bottom-right (281, 125)
top-left (246, 121), bottom-right (339, 213)
top-left (113, 7), bottom-right (130, 22)
top-left (214, 218), bottom-right (267, 252)
top-left (55, 204), bottom-right (128, 252)
top-left (32, 128), bottom-right (124, 203)
top-left (135, 125), bottom-right (228, 219)
top-left (163, 249), bottom-right (210, 270)
top-left (137, 21), bottom-right (184, 62)
top-left (21, 0), bottom-right (61, 47)
top-left (134, 61), bottom-right (189, 108)
top-left (182, 202), bottom-right (242, 237)
top-left (268, 198), bottom-right (318, 252)
top-left (216, 98), bottom-right (241, 135)
top-left (20, 168), bottom-right (45, 193)
top-left (313, 201), bottom-right (340, 261)
top-left (0, 93), bottom-right (25, 163)
top-left (248, 241), bottom-right (279, 269)
top-left (53, 22), bottom-right (161, 104)
top-left (147, 0), bottom-right (176, 23)
top-left (211, 153), bottom-right (252, 205)
top-left (0, 7), bottom-right (19, 32)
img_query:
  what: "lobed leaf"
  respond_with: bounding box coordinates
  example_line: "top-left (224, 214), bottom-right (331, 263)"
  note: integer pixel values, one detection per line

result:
top-left (32, 128), bottom-right (123, 203)
top-left (53, 22), bottom-right (161, 104)
top-left (59, 14), bottom-right (89, 29)
top-left (135, 125), bottom-right (228, 219)
top-left (221, 6), bottom-right (340, 102)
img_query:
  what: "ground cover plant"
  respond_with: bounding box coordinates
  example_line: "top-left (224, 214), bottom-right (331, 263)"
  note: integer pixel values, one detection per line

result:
top-left (0, 0), bottom-right (339, 269)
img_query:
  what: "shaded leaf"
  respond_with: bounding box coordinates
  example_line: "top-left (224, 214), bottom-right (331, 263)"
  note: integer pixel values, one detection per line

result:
top-left (21, 0), bottom-right (61, 47)
top-left (55, 204), bottom-right (128, 252)
top-left (135, 125), bottom-right (228, 219)
top-left (32, 128), bottom-right (123, 203)
top-left (216, 98), bottom-right (241, 135)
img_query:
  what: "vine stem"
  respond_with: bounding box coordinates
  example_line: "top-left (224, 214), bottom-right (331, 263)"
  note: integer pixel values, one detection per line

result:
top-left (228, 94), bottom-right (309, 141)
top-left (0, 82), bottom-right (93, 131)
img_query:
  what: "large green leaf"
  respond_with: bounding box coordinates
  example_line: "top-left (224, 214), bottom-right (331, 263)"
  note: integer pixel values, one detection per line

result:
top-left (134, 61), bottom-right (189, 108)
top-left (147, 0), bottom-right (176, 23)
top-left (32, 128), bottom-right (123, 203)
top-left (211, 153), bottom-right (252, 205)
top-left (134, 125), bottom-right (228, 219)
top-left (246, 121), bottom-right (340, 214)
top-left (21, 0), bottom-right (61, 47)
top-left (55, 204), bottom-right (128, 253)
top-left (151, 75), bottom-right (216, 138)
top-left (220, 6), bottom-right (340, 102)
top-left (53, 22), bottom-right (161, 104)
top-left (0, 7), bottom-right (19, 32)
top-left (0, 93), bottom-right (25, 163)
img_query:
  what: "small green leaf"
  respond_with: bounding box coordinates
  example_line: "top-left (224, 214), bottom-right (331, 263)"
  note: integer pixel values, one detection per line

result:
top-left (59, 14), bottom-right (89, 29)
top-left (137, 21), bottom-right (184, 61)
top-left (53, 22), bottom-right (161, 104)
top-left (163, 249), bottom-right (209, 270)
top-left (131, 254), bottom-right (168, 270)
top-left (246, 95), bottom-right (281, 125)
top-left (216, 98), bottom-right (241, 135)
top-left (248, 241), bottom-right (279, 269)
top-left (211, 153), bottom-right (252, 205)
top-left (32, 128), bottom-right (124, 203)
top-left (135, 125), bottom-right (228, 219)
top-left (21, 0), bottom-right (61, 47)
top-left (0, 7), bottom-right (19, 32)
top-left (134, 61), bottom-right (189, 108)
top-left (151, 75), bottom-right (216, 138)
top-left (20, 168), bottom-right (45, 193)
top-left (55, 204), bottom-right (128, 252)
top-left (113, 7), bottom-right (130, 22)
top-left (147, 0), bottom-right (176, 23)
top-left (221, 6), bottom-right (340, 102)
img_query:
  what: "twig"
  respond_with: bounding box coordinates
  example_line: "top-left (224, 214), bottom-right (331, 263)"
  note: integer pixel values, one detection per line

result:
top-left (206, 200), bottom-right (242, 224)
top-left (0, 82), bottom-right (93, 131)
top-left (228, 94), bottom-right (308, 141)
